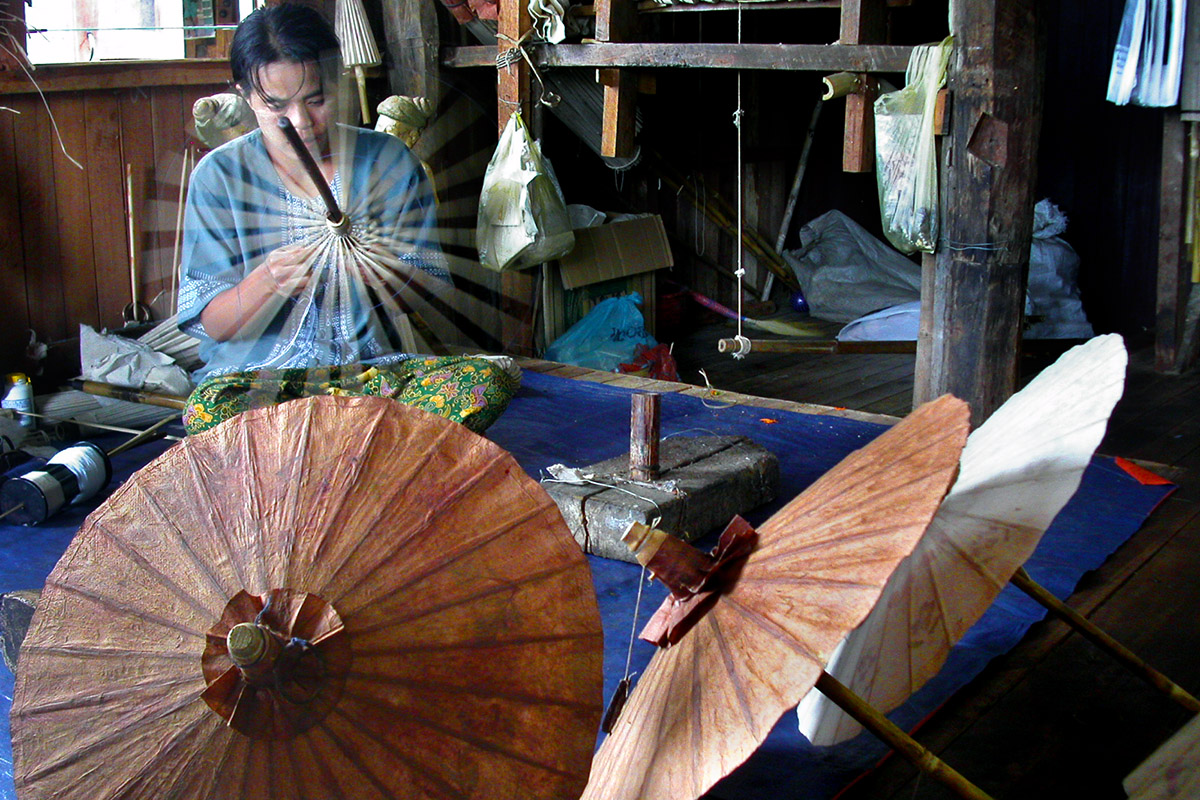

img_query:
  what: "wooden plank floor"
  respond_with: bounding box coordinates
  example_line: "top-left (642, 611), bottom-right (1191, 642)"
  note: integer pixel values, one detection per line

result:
top-left (667, 328), bottom-right (1200, 799)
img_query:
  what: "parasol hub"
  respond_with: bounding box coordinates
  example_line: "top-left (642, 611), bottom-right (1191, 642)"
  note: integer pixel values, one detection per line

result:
top-left (626, 517), bottom-right (759, 647)
top-left (227, 623), bottom-right (280, 669)
top-left (325, 213), bottom-right (353, 237)
top-left (202, 587), bottom-right (354, 739)
top-left (622, 521), bottom-right (666, 568)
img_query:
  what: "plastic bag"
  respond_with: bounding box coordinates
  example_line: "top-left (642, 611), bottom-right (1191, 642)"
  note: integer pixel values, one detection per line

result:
top-left (476, 112), bottom-right (575, 272)
top-left (874, 36), bottom-right (953, 254)
top-left (619, 343), bottom-right (679, 382)
top-left (783, 210), bottom-right (921, 323)
top-left (544, 293), bottom-right (657, 371)
top-left (1025, 199), bottom-right (1094, 339)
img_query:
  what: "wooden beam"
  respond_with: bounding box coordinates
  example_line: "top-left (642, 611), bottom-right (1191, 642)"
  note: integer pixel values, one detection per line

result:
top-left (914, 0), bottom-right (1043, 427)
top-left (381, 0), bottom-right (441, 109)
top-left (444, 43), bottom-right (915, 72)
top-left (0, 60), bottom-right (232, 95)
top-left (1156, 110), bottom-right (1189, 371)
top-left (596, 0), bottom-right (638, 158)
top-left (839, 0), bottom-right (887, 172)
top-left (497, 0), bottom-right (532, 136)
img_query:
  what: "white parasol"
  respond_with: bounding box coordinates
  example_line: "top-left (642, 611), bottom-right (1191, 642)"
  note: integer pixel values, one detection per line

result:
top-left (797, 333), bottom-right (1130, 745)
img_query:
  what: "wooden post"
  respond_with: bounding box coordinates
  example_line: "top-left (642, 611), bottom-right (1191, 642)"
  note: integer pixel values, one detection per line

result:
top-left (914, 0), bottom-right (1043, 426)
top-left (1156, 110), bottom-right (1189, 372)
top-left (838, 0), bottom-right (886, 172)
top-left (629, 393), bottom-right (661, 482)
top-left (497, 0), bottom-right (532, 136)
top-left (596, 0), bottom-right (638, 158)
top-left (381, 0), bottom-right (441, 109)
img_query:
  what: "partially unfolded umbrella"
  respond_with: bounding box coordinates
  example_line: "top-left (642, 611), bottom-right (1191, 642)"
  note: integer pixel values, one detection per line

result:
top-left (12, 395), bottom-right (603, 799)
top-left (336, 0), bottom-right (382, 124)
top-left (581, 394), bottom-right (970, 800)
top-left (797, 334), bottom-right (1129, 745)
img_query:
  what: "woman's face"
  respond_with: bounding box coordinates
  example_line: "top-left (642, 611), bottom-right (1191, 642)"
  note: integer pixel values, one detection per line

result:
top-left (245, 60), bottom-right (333, 163)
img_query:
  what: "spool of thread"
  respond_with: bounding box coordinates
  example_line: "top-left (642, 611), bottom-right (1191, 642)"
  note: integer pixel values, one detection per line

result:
top-left (0, 442), bottom-right (111, 526)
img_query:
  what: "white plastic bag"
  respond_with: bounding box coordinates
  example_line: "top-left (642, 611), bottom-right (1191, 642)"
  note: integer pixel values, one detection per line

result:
top-left (476, 112), bottom-right (575, 272)
top-left (783, 210), bottom-right (921, 323)
top-left (1025, 199), bottom-right (1095, 340)
top-left (874, 36), bottom-right (953, 254)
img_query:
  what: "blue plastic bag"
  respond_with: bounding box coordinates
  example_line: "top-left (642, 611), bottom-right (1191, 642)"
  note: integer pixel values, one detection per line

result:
top-left (544, 292), bottom-right (657, 371)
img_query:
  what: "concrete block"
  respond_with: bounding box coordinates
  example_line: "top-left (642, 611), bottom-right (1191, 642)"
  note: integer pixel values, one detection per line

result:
top-left (544, 436), bottom-right (778, 562)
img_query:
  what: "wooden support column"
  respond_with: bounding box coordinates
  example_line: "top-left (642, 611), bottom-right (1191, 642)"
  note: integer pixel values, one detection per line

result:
top-left (913, 0), bottom-right (1043, 426)
top-left (596, 0), bottom-right (637, 158)
top-left (381, 0), bottom-right (441, 109)
top-left (839, 0), bottom-right (886, 172)
top-left (497, 0), bottom-right (532, 135)
top-left (1156, 110), bottom-right (1189, 372)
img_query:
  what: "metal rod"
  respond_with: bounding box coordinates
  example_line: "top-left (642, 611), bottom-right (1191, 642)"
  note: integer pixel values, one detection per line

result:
top-left (815, 671), bottom-right (996, 800)
top-left (276, 118), bottom-right (350, 234)
top-left (1010, 567), bottom-right (1200, 714)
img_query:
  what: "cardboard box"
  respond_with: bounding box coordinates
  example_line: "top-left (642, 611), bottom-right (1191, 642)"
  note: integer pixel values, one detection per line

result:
top-left (557, 215), bottom-right (674, 289)
top-left (541, 215), bottom-right (674, 351)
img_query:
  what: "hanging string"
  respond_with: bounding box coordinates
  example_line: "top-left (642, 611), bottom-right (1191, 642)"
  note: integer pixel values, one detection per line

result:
top-left (623, 564), bottom-right (648, 680)
top-left (731, 5), bottom-right (748, 360)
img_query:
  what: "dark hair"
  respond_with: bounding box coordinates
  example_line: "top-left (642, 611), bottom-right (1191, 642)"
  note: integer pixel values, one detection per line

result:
top-left (230, 3), bottom-right (340, 95)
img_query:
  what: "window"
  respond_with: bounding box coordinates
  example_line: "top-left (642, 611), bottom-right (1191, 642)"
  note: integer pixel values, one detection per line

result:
top-left (23, 0), bottom-right (257, 64)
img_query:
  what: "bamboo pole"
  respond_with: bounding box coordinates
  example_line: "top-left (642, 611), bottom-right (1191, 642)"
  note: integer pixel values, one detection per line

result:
top-left (70, 380), bottom-right (189, 410)
top-left (4, 409), bottom-right (183, 442)
top-left (814, 671), bottom-right (995, 800)
top-left (717, 337), bottom-right (917, 355)
top-left (1010, 567), bottom-right (1200, 714)
top-left (106, 414), bottom-right (178, 457)
top-left (822, 71), bottom-right (863, 100)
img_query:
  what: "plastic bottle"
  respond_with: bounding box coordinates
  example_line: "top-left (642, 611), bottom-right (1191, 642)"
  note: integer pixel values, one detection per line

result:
top-left (2, 373), bottom-right (35, 429)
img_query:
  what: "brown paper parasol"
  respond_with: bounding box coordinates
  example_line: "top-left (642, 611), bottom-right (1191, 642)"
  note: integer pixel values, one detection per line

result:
top-left (797, 334), bottom-right (1132, 745)
top-left (581, 394), bottom-right (970, 800)
top-left (12, 395), bottom-right (603, 799)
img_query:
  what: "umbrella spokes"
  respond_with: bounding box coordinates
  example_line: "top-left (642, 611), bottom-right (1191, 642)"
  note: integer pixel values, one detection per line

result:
top-left (201, 588), bottom-right (353, 740)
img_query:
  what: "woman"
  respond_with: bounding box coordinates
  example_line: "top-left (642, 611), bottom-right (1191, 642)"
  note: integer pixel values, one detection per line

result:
top-left (178, 3), bottom-right (518, 435)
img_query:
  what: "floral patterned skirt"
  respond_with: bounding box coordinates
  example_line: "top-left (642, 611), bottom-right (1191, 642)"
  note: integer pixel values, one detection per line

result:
top-left (183, 356), bottom-right (521, 436)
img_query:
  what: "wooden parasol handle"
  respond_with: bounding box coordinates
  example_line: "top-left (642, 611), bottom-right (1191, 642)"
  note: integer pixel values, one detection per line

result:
top-left (1010, 567), bottom-right (1200, 714)
top-left (814, 671), bottom-right (996, 800)
top-left (276, 118), bottom-right (351, 235)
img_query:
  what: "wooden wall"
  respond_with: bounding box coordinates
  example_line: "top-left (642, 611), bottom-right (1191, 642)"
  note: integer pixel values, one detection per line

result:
top-left (0, 63), bottom-right (228, 386)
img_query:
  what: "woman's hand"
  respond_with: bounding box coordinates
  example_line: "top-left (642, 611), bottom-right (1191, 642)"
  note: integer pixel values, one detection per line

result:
top-left (259, 243), bottom-right (314, 297)
top-left (200, 244), bottom-right (316, 341)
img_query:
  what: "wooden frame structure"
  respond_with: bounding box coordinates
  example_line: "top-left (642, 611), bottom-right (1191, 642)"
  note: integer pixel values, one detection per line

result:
top-left (440, 0), bottom-right (1043, 424)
